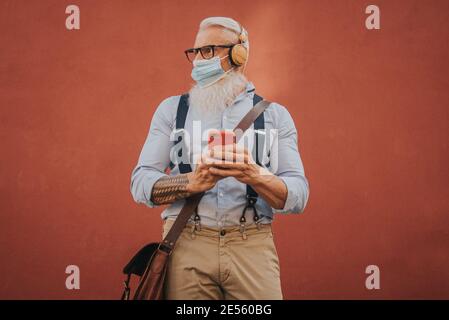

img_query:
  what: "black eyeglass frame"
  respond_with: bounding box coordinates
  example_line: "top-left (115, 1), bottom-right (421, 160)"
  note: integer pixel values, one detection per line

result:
top-left (184, 44), bottom-right (235, 62)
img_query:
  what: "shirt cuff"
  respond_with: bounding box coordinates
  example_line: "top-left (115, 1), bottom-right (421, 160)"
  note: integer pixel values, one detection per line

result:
top-left (272, 176), bottom-right (300, 214)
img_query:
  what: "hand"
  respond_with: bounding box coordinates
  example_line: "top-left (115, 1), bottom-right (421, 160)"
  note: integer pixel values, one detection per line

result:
top-left (204, 144), bottom-right (288, 210)
top-left (186, 154), bottom-right (222, 194)
top-left (205, 144), bottom-right (266, 185)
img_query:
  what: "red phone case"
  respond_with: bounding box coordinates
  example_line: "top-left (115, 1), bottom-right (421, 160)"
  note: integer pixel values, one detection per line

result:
top-left (208, 130), bottom-right (236, 148)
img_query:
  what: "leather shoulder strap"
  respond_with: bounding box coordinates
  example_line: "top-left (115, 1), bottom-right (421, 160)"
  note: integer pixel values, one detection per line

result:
top-left (161, 97), bottom-right (272, 252)
top-left (233, 100), bottom-right (271, 135)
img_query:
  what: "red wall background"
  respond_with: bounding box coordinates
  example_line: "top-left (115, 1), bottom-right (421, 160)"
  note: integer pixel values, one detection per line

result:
top-left (1, 0), bottom-right (448, 299)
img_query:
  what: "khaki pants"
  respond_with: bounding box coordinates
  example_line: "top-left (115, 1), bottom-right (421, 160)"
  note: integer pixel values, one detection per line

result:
top-left (162, 218), bottom-right (283, 300)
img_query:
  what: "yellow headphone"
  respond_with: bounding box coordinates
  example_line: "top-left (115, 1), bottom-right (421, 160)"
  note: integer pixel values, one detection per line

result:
top-left (229, 22), bottom-right (248, 67)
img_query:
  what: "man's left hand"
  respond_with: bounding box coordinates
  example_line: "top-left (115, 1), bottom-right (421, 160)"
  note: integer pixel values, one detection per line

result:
top-left (205, 144), bottom-right (263, 185)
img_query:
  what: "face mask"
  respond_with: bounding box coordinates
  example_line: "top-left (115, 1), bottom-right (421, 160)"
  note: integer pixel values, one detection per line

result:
top-left (191, 55), bottom-right (234, 88)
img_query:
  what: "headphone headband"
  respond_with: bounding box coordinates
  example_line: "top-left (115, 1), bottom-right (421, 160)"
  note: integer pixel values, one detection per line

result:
top-left (237, 22), bottom-right (247, 44)
top-left (228, 21), bottom-right (248, 68)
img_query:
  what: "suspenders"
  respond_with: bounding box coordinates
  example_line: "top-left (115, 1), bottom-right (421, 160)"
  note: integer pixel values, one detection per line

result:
top-left (171, 92), bottom-right (266, 237)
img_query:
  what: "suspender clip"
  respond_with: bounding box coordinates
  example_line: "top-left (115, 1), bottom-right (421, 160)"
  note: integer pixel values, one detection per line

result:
top-left (194, 210), bottom-right (201, 232)
top-left (190, 209), bottom-right (200, 239)
top-left (239, 215), bottom-right (246, 235)
top-left (244, 195), bottom-right (261, 224)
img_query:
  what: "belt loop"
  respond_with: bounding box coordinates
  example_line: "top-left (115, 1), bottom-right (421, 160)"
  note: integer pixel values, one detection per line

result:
top-left (190, 224), bottom-right (196, 240)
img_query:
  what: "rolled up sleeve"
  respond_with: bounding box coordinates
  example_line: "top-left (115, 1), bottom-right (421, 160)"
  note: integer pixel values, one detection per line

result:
top-left (272, 105), bottom-right (310, 214)
top-left (130, 96), bottom-right (178, 208)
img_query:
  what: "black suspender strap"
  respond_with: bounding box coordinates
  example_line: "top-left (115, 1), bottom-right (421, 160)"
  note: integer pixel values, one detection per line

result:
top-left (175, 93), bottom-right (192, 174)
top-left (247, 93), bottom-right (264, 199)
top-left (173, 93), bottom-right (201, 231)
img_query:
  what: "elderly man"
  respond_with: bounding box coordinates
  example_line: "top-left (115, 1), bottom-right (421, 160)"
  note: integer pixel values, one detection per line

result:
top-left (130, 16), bottom-right (309, 300)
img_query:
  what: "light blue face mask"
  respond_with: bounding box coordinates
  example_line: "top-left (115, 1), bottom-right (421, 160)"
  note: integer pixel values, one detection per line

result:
top-left (191, 55), bottom-right (234, 88)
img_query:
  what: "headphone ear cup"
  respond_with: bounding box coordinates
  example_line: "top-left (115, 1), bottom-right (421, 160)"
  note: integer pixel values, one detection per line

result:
top-left (230, 44), bottom-right (248, 67)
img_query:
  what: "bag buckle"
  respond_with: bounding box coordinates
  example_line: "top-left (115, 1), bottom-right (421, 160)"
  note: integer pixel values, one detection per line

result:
top-left (159, 241), bottom-right (173, 255)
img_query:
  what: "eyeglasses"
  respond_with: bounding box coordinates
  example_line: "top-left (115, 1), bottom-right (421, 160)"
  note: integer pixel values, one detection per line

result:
top-left (184, 44), bottom-right (234, 63)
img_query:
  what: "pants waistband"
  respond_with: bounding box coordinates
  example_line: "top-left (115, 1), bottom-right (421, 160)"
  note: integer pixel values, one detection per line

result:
top-left (163, 218), bottom-right (272, 239)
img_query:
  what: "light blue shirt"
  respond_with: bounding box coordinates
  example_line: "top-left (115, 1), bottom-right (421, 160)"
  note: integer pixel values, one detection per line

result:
top-left (130, 81), bottom-right (309, 227)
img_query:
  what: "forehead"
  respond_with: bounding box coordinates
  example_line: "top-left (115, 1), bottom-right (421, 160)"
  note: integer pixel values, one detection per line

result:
top-left (194, 25), bottom-right (238, 47)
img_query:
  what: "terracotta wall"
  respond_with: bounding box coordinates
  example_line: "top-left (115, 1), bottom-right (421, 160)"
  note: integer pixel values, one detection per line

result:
top-left (0, 0), bottom-right (448, 299)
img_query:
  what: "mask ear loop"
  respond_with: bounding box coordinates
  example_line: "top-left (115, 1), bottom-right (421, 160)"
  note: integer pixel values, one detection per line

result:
top-left (241, 49), bottom-right (248, 73)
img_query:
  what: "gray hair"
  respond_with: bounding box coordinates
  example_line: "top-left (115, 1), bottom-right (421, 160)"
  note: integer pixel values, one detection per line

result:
top-left (198, 17), bottom-right (250, 67)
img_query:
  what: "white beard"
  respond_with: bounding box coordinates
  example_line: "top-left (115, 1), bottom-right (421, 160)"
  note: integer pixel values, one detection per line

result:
top-left (188, 70), bottom-right (248, 114)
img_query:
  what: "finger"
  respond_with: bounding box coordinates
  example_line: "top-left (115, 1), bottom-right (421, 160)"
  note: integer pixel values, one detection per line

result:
top-left (210, 149), bottom-right (249, 163)
top-left (236, 144), bottom-right (256, 163)
top-left (210, 162), bottom-right (247, 170)
top-left (224, 144), bottom-right (254, 163)
top-left (213, 144), bottom-right (240, 155)
top-left (208, 167), bottom-right (242, 177)
top-left (202, 152), bottom-right (215, 165)
top-left (214, 152), bottom-right (249, 164)
top-left (211, 145), bottom-right (223, 157)
top-left (223, 143), bottom-right (251, 156)
top-left (223, 143), bottom-right (237, 153)
top-left (204, 153), bottom-right (225, 165)
top-left (197, 153), bottom-right (213, 168)
top-left (206, 148), bottom-right (226, 161)
top-left (224, 143), bottom-right (248, 154)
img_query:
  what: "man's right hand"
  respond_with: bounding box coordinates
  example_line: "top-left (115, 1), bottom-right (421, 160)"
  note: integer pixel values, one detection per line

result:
top-left (186, 155), bottom-right (222, 194)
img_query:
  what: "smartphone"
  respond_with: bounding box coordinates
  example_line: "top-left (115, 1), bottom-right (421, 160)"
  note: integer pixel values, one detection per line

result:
top-left (208, 129), bottom-right (236, 149)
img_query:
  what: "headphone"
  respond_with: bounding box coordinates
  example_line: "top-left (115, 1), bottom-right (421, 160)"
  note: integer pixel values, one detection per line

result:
top-left (228, 22), bottom-right (248, 67)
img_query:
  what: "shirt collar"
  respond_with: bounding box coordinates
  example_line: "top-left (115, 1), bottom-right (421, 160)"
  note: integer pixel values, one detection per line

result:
top-left (232, 81), bottom-right (256, 105)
